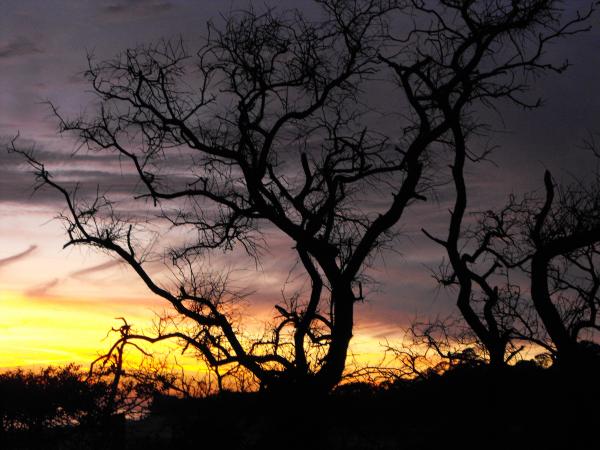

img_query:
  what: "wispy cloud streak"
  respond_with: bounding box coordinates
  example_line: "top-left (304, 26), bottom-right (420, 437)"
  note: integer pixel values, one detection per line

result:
top-left (0, 37), bottom-right (43, 59)
top-left (0, 245), bottom-right (37, 269)
top-left (70, 260), bottom-right (122, 279)
top-left (100, 0), bottom-right (174, 19)
top-left (24, 278), bottom-right (59, 297)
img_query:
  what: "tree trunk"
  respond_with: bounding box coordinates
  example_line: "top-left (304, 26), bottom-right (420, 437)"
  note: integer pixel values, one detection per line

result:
top-left (313, 283), bottom-right (355, 394)
top-left (530, 254), bottom-right (578, 363)
top-left (488, 343), bottom-right (507, 369)
top-left (259, 284), bottom-right (354, 397)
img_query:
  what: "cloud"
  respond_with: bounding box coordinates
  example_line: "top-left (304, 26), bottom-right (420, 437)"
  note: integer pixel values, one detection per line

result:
top-left (0, 138), bottom-right (202, 210)
top-left (21, 260), bottom-right (124, 299)
top-left (0, 245), bottom-right (38, 269)
top-left (100, 0), bottom-right (174, 19)
top-left (0, 37), bottom-right (43, 59)
top-left (70, 260), bottom-right (123, 279)
top-left (24, 278), bottom-right (60, 297)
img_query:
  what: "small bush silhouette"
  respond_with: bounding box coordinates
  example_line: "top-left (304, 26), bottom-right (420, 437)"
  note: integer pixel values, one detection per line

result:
top-left (0, 364), bottom-right (108, 433)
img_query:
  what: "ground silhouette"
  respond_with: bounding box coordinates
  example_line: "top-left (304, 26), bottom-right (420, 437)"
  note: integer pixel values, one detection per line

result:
top-left (1, 359), bottom-right (599, 449)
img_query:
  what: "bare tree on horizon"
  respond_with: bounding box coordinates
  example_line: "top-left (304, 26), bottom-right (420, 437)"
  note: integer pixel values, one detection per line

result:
top-left (419, 0), bottom-right (594, 368)
top-left (10, 0), bottom-right (595, 394)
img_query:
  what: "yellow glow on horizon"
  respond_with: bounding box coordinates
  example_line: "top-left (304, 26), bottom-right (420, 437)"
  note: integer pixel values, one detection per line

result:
top-left (0, 288), bottom-right (408, 385)
top-left (0, 212), bottom-right (407, 381)
top-left (0, 291), bottom-right (105, 367)
top-left (0, 290), bottom-right (207, 372)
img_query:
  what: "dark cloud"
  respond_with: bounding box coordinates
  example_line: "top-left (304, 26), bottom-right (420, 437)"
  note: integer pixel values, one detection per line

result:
top-left (0, 37), bottom-right (43, 59)
top-left (0, 139), bottom-right (206, 211)
top-left (0, 245), bottom-right (38, 269)
top-left (100, 0), bottom-right (174, 19)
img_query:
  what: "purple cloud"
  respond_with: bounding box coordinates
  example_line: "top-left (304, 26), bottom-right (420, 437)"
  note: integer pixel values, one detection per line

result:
top-left (70, 260), bottom-right (123, 279)
top-left (0, 245), bottom-right (38, 269)
top-left (101, 0), bottom-right (174, 19)
top-left (0, 37), bottom-right (43, 59)
top-left (24, 278), bottom-right (60, 297)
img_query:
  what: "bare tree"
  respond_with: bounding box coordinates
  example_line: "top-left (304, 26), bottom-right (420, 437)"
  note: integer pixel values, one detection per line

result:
top-left (525, 170), bottom-right (600, 363)
top-left (392, 317), bottom-right (487, 377)
top-left (485, 169), bottom-right (600, 364)
top-left (434, 160), bottom-right (600, 369)
top-left (14, 1), bottom-right (398, 395)
top-left (429, 205), bottom-right (533, 367)
top-left (11, 0), bottom-right (592, 394)
top-left (412, 0), bottom-right (594, 367)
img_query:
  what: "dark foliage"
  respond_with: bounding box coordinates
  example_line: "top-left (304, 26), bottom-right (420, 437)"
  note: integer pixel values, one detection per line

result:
top-left (0, 365), bottom-right (123, 450)
top-left (3, 360), bottom-right (591, 450)
top-left (1, 357), bottom-right (599, 450)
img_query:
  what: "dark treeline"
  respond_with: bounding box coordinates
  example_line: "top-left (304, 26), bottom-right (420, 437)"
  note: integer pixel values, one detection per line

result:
top-left (1, 359), bottom-right (598, 449)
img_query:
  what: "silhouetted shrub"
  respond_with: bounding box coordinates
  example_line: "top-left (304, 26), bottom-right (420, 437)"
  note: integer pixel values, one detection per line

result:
top-left (0, 364), bottom-right (110, 433)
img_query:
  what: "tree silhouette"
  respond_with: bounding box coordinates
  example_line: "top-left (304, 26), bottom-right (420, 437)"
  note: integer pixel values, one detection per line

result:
top-left (418, 1), bottom-right (594, 367)
top-left (0, 365), bottom-right (101, 433)
top-left (469, 168), bottom-right (600, 366)
top-left (528, 171), bottom-right (600, 364)
top-left (15, 1), bottom-right (395, 395)
top-left (12, 0), bottom-right (593, 394)
top-left (0, 364), bottom-right (130, 450)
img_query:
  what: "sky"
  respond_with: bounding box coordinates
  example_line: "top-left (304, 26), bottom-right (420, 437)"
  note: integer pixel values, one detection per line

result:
top-left (1, 0), bottom-right (600, 371)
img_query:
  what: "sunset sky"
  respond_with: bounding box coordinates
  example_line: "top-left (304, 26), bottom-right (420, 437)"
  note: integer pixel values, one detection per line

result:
top-left (1, 0), bottom-right (600, 371)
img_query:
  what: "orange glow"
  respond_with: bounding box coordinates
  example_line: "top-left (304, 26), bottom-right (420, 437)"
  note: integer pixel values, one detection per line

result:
top-left (0, 290), bottom-right (113, 367)
top-left (0, 213), bottom-right (408, 380)
top-left (0, 289), bottom-right (205, 371)
top-left (0, 289), bottom-right (405, 377)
